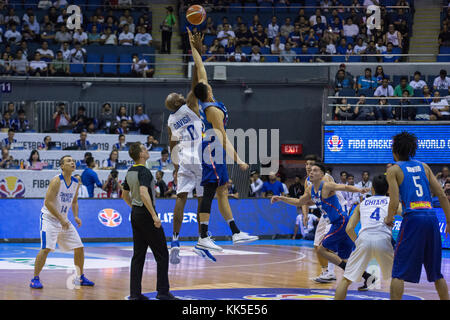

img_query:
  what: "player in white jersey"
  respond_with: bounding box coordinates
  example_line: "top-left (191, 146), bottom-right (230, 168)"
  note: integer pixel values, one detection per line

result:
top-left (335, 174), bottom-right (401, 299)
top-left (164, 31), bottom-right (215, 264)
top-left (30, 155), bottom-right (94, 289)
top-left (302, 155), bottom-right (337, 283)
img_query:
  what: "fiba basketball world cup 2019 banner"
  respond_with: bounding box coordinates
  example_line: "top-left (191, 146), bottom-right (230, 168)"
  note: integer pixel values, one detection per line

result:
top-left (324, 125), bottom-right (450, 164)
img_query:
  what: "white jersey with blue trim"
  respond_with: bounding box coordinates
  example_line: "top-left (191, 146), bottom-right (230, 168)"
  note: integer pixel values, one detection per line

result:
top-left (41, 174), bottom-right (79, 224)
top-left (167, 104), bottom-right (203, 166)
top-left (359, 195), bottom-right (391, 237)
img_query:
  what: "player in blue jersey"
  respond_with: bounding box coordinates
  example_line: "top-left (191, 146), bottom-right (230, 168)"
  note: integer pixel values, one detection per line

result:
top-left (187, 28), bottom-right (259, 254)
top-left (271, 163), bottom-right (375, 283)
top-left (385, 131), bottom-right (450, 300)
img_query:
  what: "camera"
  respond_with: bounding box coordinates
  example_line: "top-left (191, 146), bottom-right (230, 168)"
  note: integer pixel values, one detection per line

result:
top-left (110, 169), bottom-right (118, 179)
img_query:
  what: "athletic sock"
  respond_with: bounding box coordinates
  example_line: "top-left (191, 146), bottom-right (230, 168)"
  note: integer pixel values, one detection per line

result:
top-left (200, 222), bottom-right (209, 238)
top-left (338, 261), bottom-right (347, 270)
top-left (328, 262), bottom-right (335, 274)
top-left (321, 266), bottom-right (328, 275)
top-left (362, 271), bottom-right (372, 281)
top-left (173, 233), bottom-right (179, 241)
top-left (227, 219), bottom-right (240, 234)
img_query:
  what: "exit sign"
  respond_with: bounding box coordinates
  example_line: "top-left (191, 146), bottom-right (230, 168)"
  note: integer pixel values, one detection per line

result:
top-left (281, 144), bottom-right (303, 155)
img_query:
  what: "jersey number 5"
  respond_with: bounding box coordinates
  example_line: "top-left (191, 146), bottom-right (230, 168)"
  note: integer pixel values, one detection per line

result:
top-left (412, 176), bottom-right (423, 197)
top-left (370, 207), bottom-right (380, 221)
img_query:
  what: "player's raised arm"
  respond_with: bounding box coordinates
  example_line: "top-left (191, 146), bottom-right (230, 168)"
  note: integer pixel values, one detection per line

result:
top-left (44, 177), bottom-right (70, 229)
top-left (385, 165), bottom-right (400, 226)
top-left (187, 27), bottom-right (207, 84)
top-left (325, 181), bottom-right (370, 194)
top-left (424, 163), bottom-right (450, 236)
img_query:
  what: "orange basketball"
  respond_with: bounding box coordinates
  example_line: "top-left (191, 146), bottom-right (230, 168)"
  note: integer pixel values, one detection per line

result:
top-left (186, 5), bottom-right (206, 25)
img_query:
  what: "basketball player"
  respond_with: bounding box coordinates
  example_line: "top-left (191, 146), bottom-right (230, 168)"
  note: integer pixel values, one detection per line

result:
top-left (385, 132), bottom-right (450, 300)
top-left (188, 27), bottom-right (259, 253)
top-left (335, 174), bottom-right (401, 299)
top-left (272, 163), bottom-right (374, 284)
top-left (30, 155), bottom-right (95, 289)
top-left (164, 31), bottom-right (215, 263)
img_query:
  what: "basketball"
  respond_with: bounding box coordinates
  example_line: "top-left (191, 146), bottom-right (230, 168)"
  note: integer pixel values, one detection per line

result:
top-left (186, 5), bottom-right (206, 25)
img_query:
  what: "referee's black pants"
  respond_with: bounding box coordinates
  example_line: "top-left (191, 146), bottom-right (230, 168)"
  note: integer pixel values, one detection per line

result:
top-left (130, 206), bottom-right (169, 298)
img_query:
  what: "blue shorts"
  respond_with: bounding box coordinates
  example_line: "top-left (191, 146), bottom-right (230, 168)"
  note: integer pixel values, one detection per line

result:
top-left (321, 217), bottom-right (354, 260)
top-left (201, 141), bottom-right (229, 186)
top-left (392, 211), bottom-right (444, 283)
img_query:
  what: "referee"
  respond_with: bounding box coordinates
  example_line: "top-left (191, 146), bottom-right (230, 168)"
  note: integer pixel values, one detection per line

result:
top-left (122, 142), bottom-right (178, 300)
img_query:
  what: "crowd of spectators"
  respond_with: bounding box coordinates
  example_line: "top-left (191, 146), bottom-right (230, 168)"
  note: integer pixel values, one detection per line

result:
top-left (333, 65), bottom-right (450, 121)
top-left (0, 1), bottom-right (154, 77)
top-left (181, 0), bottom-right (411, 63)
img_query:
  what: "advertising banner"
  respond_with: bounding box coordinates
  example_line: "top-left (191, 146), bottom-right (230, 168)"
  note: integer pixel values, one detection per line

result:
top-left (324, 125), bottom-right (450, 164)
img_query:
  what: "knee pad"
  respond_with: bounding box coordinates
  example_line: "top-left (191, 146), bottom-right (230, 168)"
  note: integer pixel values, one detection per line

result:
top-left (199, 183), bottom-right (218, 213)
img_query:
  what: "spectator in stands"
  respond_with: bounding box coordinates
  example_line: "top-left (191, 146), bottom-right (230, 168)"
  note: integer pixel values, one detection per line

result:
top-left (88, 25), bottom-right (102, 45)
top-left (134, 26), bottom-right (152, 46)
top-left (270, 36), bottom-right (284, 56)
top-left (280, 17), bottom-right (294, 40)
top-left (5, 8), bottom-right (20, 25)
top-left (81, 156), bottom-right (105, 198)
top-left (430, 91), bottom-right (450, 121)
top-left (133, 105), bottom-right (154, 135)
top-left (394, 76), bottom-right (414, 97)
top-left (354, 94), bottom-right (376, 120)
top-left (0, 111), bottom-right (13, 129)
top-left (202, 16), bottom-right (217, 36)
top-left (61, 42), bottom-right (71, 61)
top-left (217, 16), bottom-right (230, 33)
top-left (433, 69), bottom-right (450, 91)
top-left (374, 65), bottom-right (386, 86)
top-left (157, 149), bottom-right (171, 170)
top-left (287, 24), bottom-right (303, 48)
top-left (13, 109), bottom-right (31, 132)
top-left (102, 169), bottom-right (121, 198)
top-left (343, 17), bottom-right (359, 40)
top-left (113, 134), bottom-right (127, 151)
top-left (160, 6), bottom-right (176, 54)
top-left (262, 173), bottom-right (285, 197)
top-left (363, 40), bottom-right (378, 61)
top-left (374, 77), bottom-right (394, 97)
top-left (250, 45), bottom-right (262, 62)
top-left (345, 43), bottom-right (354, 60)
top-left (335, 97), bottom-right (354, 120)
top-left (116, 106), bottom-right (133, 127)
top-left (22, 23), bottom-right (38, 43)
top-left (280, 43), bottom-right (297, 63)
top-left (145, 135), bottom-right (159, 151)
top-left (76, 131), bottom-right (91, 150)
top-left (98, 103), bottom-right (116, 133)
top-left (343, 173), bottom-right (360, 211)
top-left (374, 96), bottom-right (393, 120)
top-left (73, 174), bottom-right (89, 198)
top-left (0, 147), bottom-right (14, 169)
top-left (6, 103), bottom-right (16, 119)
top-left (71, 106), bottom-right (89, 133)
top-left (410, 71), bottom-right (427, 90)
top-left (235, 23), bottom-right (253, 47)
top-left (353, 38), bottom-right (367, 55)
top-left (304, 29), bottom-right (319, 47)
top-left (289, 175), bottom-right (304, 198)
top-left (226, 179), bottom-right (239, 199)
top-left (26, 150), bottom-right (47, 170)
top-left (357, 68), bottom-right (377, 91)
top-left (29, 53), bottom-right (48, 77)
top-left (293, 211), bottom-right (318, 240)
top-left (38, 135), bottom-right (52, 150)
top-left (118, 24), bottom-right (134, 46)
top-left (252, 24), bottom-right (268, 48)
top-left (313, 16), bottom-right (327, 37)
top-left (100, 27), bottom-right (118, 45)
top-left (249, 170), bottom-right (264, 198)
top-left (356, 170), bottom-right (372, 200)
top-left (382, 42), bottom-right (399, 63)
top-left (395, 90), bottom-right (414, 121)
top-left (336, 38), bottom-right (347, 55)
top-left (73, 27), bottom-right (88, 46)
top-left (436, 166), bottom-right (449, 187)
top-left (37, 41), bottom-right (55, 62)
top-left (102, 150), bottom-right (119, 170)
top-left (55, 25), bottom-right (72, 44)
top-left (54, 0), bottom-right (69, 9)
top-left (232, 16), bottom-right (245, 33)
top-left (26, 14), bottom-right (40, 36)
top-left (309, 8), bottom-right (327, 26)
top-left (415, 85), bottom-right (432, 121)
top-left (228, 45), bottom-right (247, 62)
top-left (70, 42), bottom-right (86, 66)
top-left (375, 38), bottom-right (387, 58)
top-left (439, 24), bottom-right (450, 47)
top-left (50, 51), bottom-right (70, 76)
top-left (0, 52), bottom-right (13, 75)
top-left (76, 152), bottom-right (92, 169)
top-left (217, 23), bottom-right (236, 47)
top-left (267, 16), bottom-right (280, 43)
top-left (12, 49), bottom-right (29, 76)
top-left (155, 170), bottom-right (168, 198)
top-left (334, 69), bottom-right (354, 92)
top-left (2, 128), bottom-right (17, 149)
top-left (384, 24), bottom-right (402, 48)
top-left (131, 53), bottom-right (154, 78)
top-left (39, 1), bottom-right (53, 10)
top-left (166, 172), bottom-right (177, 198)
top-left (4, 23), bottom-right (22, 44)
top-left (116, 119), bottom-right (129, 134)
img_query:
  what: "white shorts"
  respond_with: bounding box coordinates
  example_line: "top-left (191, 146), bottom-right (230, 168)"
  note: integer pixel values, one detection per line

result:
top-left (313, 215), bottom-right (332, 247)
top-left (343, 232), bottom-right (394, 283)
top-left (177, 164), bottom-right (203, 197)
top-left (40, 214), bottom-right (84, 252)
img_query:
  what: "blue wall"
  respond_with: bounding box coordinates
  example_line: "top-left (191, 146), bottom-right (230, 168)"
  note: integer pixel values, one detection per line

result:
top-left (0, 198), bottom-right (298, 240)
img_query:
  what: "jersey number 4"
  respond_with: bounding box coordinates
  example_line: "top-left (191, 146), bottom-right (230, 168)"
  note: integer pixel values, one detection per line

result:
top-left (370, 208), bottom-right (380, 221)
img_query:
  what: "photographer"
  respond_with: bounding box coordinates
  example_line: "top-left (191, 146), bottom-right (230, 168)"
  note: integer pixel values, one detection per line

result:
top-left (52, 102), bottom-right (71, 131)
top-left (0, 147), bottom-right (14, 169)
top-left (103, 169), bottom-right (121, 198)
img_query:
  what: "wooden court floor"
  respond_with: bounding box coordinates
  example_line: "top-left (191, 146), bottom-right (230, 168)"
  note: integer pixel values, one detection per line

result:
top-left (0, 241), bottom-right (449, 300)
